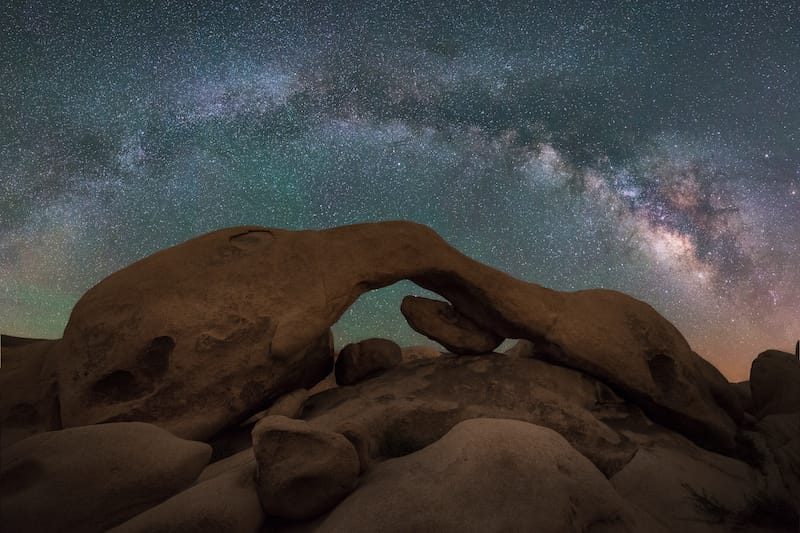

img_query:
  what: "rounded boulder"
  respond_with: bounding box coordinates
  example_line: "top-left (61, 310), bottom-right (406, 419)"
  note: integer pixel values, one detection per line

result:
top-left (252, 415), bottom-right (359, 520)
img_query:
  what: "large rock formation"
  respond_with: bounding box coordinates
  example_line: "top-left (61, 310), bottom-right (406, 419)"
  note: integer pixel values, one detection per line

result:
top-left (7, 222), bottom-right (796, 532)
top-left (0, 422), bottom-right (211, 533)
top-left (56, 221), bottom-right (741, 453)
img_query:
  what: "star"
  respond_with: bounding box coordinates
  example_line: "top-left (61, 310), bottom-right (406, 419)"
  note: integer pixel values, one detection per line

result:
top-left (2, 0), bottom-right (799, 381)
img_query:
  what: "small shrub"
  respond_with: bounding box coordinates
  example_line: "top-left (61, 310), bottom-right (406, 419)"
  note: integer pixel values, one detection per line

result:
top-left (684, 482), bottom-right (799, 532)
top-left (683, 483), bottom-right (729, 524)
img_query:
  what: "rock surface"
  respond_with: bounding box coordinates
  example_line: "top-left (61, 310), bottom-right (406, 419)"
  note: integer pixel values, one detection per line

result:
top-left (507, 334), bottom-right (741, 455)
top-left (56, 222), bottom-right (741, 452)
top-left (302, 353), bottom-right (638, 477)
top-left (758, 414), bottom-right (800, 513)
top-left (1, 422), bottom-right (211, 533)
top-left (335, 338), bottom-right (403, 385)
top-left (110, 462), bottom-right (263, 533)
top-left (315, 418), bottom-right (667, 533)
top-left (611, 443), bottom-right (762, 533)
top-left (731, 380), bottom-right (753, 414)
top-left (750, 350), bottom-right (800, 418)
top-left (242, 388), bottom-right (310, 425)
top-left (252, 415), bottom-right (360, 520)
top-left (400, 295), bottom-right (504, 354)
top-left (197, 447), bottom-right (256, 484)
top-left (0, 336), bottom-right (61, 448)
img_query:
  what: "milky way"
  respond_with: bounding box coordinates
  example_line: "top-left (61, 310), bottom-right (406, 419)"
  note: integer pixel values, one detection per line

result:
top-left (2, 1), bottom-right (799, 379)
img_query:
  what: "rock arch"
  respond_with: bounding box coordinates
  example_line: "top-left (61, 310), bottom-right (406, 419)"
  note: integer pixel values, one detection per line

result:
top-left (57, 221), bottom-right (741, 453)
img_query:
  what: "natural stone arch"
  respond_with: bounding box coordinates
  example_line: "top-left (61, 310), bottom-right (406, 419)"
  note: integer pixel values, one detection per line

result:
top-left (57, 221), bottom-right (741, 453)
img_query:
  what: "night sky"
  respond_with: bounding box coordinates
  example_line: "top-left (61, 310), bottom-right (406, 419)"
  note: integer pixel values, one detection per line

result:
top-left (2, 1), bottom-right (798, 380)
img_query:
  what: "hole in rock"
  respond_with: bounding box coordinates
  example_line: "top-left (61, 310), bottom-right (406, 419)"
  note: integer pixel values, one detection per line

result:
top-left (91, 370), bottom-right (145, 403)
top-left (140, 336), bottom-right (174, 377)
top-left (647, 353), bottom-right (677, 391)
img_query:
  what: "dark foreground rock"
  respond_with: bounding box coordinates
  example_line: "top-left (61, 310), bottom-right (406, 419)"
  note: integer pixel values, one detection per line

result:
top-left (0, 336), bottom-right (61, 448)
top-left (252, 415), bottom-right (360, 520)
top-left (758, 414), bottom-right (800, 515)
top-left (314, 418), bottom-right (667, 533)
top-left (302, 353), bottom-right (639, 477)
top-left (0, 422), bottom-right (211, 533)
top-left (750, 350), bottom-right (800, 419)
top-left (109, 462), bottom-right (263, 533)
top-left (335, 337), bottom-right (403, 385)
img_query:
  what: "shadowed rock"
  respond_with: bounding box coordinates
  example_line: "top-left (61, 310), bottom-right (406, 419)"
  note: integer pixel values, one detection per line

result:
top-left (58, 221), bottom-right (740, 451)
top-left (1, 422), bottom-right (211, 533)
top-left (314, 418), bottom-right (668, 533)
top-left (335, 338), bottom-right (403, 385)
top-left (750, 350), bottom-right (800, 419)
top-left (252, 415), bottom-right (359, 520)
top-left (0, 337), bottom-right (61, 448)
top-left (302, 354), bottom-right (640, 477)
top-left (109, 462), bottom-right (263, 533)
top-left (611, 443), bottom-right (760, 532)
top-left (400, 295), bottom-right (504, 354)
top-left (757, 414), bottom-right (800, 513)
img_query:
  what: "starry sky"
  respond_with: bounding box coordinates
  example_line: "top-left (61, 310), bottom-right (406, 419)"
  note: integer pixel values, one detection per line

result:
top-left (2, 0), bottom-right (798, 380)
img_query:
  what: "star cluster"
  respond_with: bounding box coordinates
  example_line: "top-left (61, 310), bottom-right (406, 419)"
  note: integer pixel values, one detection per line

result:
top-left (2, 1), bottom-right (799, 380)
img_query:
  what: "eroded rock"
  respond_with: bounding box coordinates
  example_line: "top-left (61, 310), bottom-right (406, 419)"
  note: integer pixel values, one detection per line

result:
top-left (58, 221), bottom-right (740, 453)
top-left (303, 354), bottom-right (638, 477)
top-left (400, 295), bottom-right (504, 354)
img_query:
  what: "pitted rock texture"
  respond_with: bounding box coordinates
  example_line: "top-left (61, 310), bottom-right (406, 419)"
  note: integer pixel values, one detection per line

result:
top-left (302, 353), bottom-right (639, 477)
top-left (58, 221), bottom-right (740, 451)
